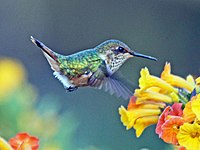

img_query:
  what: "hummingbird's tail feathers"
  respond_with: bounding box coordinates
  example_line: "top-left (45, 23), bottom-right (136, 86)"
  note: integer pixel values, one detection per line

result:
top-left (30, 36), bottom-right (58, 60)
top-left (30, 36), bottom-right (60, 72)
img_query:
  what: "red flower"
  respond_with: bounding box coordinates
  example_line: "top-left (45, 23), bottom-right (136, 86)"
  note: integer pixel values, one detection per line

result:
top-left (9, 132), bottom-right (39, 150)
top-left (170, 103), bottom-right (183, 116)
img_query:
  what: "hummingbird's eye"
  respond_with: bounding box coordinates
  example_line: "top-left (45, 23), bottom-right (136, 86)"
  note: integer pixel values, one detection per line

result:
top-left (117, 47), bottom-right (126, 53)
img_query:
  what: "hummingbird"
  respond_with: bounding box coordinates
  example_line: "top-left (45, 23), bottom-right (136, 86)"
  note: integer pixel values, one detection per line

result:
top-left (31, 36), bottom-right (157, 99)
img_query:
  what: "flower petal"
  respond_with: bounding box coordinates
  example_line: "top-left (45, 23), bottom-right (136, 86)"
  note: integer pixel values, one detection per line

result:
top-left (183, 101), bottom-right (196, 123)
top-left (134, 116), bottom-right (159, 137)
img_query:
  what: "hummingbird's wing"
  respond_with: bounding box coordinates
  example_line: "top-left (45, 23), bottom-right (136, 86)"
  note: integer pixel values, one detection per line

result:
top-left (103, 75), bottom-right (133, 99)
top-left (88, 62), bottom-right (133, 100)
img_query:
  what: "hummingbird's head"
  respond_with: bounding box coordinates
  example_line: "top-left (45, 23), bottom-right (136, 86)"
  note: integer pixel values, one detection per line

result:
top-left (95, 40), bottom-right (157, 74)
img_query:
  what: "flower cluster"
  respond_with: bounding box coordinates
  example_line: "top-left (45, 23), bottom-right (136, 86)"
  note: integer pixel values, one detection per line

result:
top-left (0, 132), bottom-right (39, 150)
top-left (119, 63), bottom-right (200, 150)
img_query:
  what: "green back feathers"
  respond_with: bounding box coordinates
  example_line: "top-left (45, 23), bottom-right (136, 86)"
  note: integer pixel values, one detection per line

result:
top-left (57, 49), bottom-right (103, 77)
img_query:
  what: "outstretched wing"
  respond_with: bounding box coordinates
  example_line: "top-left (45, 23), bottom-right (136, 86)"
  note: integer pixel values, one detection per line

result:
top-left (88, 61), bottom-right (133, 100)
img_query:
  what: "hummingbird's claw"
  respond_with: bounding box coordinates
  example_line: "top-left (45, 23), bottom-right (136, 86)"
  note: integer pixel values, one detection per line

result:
top-left (66, 86), bottom-right (78, 92)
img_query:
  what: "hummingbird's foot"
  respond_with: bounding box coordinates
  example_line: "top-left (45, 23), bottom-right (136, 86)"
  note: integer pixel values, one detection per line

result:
top-left (66, 86), bottom-right (78, 92)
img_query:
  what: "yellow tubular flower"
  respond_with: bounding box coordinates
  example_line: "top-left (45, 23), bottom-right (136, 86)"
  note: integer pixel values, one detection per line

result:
top-left (168, 92), bottom-right (179, 103)
top-left (139, 67), bottom-right (178, 94)
top-left (161, 63), bottom-right (194, 92)
top-left (119, 98), bottom-right (162, 137)
top-left (0, 58), bottom-right (26, 98)
top-left (0, 137), bottom-right (13, 150)
top-left (177, 123), bottom-right (200, 150)
top-left (186, 75), bottom-right (196, 86)
top-left (119, 106), bottom-right (161, 130)
top-left (134, 116), bottom-right (159, 137)
top-left (127, 97), bottom-right (166, 110)
top-left (119, 106), bottom-right (131, 129)
top-left (135, 90), bottom-right (173, 104)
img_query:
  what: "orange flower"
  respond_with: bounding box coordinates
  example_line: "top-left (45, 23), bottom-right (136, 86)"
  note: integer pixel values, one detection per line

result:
top-left (155, 103), bottom-right (184, 145)
top-left (9, 132), bottom-right (39, 150)
top-left (155, 106), bottom-right (171, 136)
top-left (160, 116), bottom-right (184, 145)
top-left (156, 103), bottom-right (183, 136)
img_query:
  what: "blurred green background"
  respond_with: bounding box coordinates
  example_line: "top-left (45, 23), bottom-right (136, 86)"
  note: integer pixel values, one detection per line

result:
top-left (1, 0), bottom-right (200, 150)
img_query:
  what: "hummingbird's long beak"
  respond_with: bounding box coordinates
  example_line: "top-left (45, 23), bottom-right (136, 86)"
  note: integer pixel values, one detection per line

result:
top-left (130, 51), bottom-right (157, 61)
